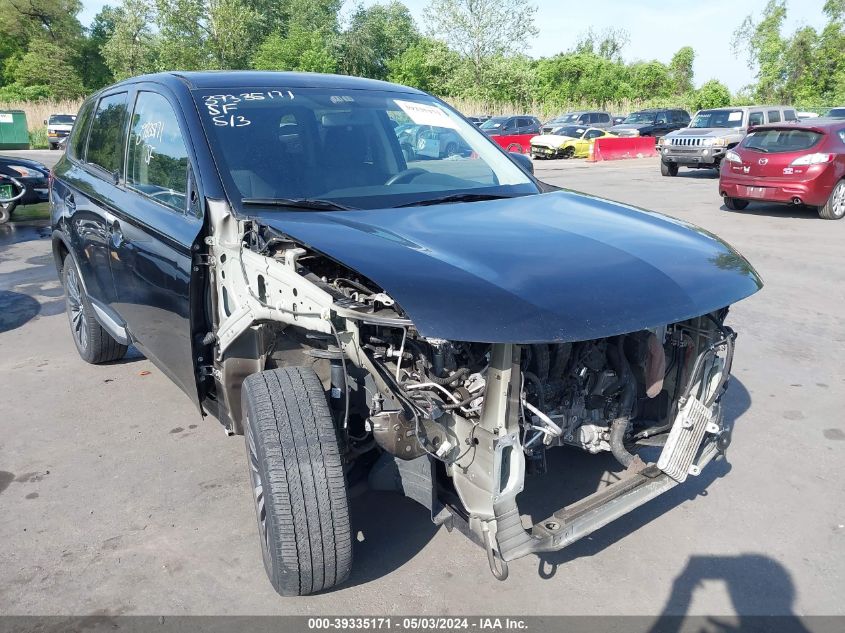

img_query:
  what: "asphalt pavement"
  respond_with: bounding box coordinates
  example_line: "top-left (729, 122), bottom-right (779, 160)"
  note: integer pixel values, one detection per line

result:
top-left (0, 150), bottom-right (843, 616)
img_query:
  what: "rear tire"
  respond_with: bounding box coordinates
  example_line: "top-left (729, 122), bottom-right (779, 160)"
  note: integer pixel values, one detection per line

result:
top-left (242, 367), bottom-right (352, 596)
top-left (818, 179), bottom-right (845, 220)
top-left (62, 257), bottom-right (128, 364)
top-left (724, 197), bottom-right (749, 211)
top-left (660, 161), bottom-right (679, 177)
top-left (0, 202), bottom-right (12, 224)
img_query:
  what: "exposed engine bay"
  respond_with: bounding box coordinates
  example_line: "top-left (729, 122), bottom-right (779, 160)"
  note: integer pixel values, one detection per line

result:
top-left (202, 210), bottom-right (738, 578)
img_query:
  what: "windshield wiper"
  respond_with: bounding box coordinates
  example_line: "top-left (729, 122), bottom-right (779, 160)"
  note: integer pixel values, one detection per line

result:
top-left (397, 193), bottom-right (514, 208)
top-left (241, 197), bottom-right (356, 211)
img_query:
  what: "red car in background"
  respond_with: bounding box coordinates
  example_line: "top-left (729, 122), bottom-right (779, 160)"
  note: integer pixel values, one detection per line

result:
top-left (719, 119), bottom-right (845, 219)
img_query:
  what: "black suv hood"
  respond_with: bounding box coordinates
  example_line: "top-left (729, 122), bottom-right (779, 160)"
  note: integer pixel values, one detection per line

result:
top-left (610, 123), bottom-right (651, 132)
top-left (255, 191), bottom-right (762, 342)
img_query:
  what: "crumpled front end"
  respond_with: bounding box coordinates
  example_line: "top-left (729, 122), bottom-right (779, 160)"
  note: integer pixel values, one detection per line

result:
top-left (359, 310), bottom-right (737, 577)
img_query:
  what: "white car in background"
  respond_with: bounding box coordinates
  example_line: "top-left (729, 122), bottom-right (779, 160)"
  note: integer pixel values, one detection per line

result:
top-left (44, 113), bottom-right (76, 150)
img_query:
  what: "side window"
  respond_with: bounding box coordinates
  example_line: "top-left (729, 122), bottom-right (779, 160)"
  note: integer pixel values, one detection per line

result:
top-left (748, 111), bottom-right (765, 126)
top-left (585, 129), bottom-right (603, 139)
top-left (578, 114), bottom-right (590, 125)
top-left (768, 110), bottom-right (781, 123)
top-left (126, 92), bottom-right (189, 212)
top-left (656, 112), bottom-right (668, 124)
top-left (502, 118), bottom-right (515, 131)
top-left (86, 92), bottom-right (129, 174)
top-left (69, 99), bottom-right (95, 161)
top-left (784, 109), bottom-right (798, 121)
top-left (599, 113), bottom-right (611, 124)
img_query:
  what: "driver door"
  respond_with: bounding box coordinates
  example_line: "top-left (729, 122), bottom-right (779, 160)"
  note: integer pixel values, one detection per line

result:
top-left (107, 89), bottom-right (204, 406)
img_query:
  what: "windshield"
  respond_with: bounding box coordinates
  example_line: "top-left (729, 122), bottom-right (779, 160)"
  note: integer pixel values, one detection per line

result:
top-left (48, 114), bottom-right (76, 125)
top-left (479, 116), bottom-right (507, 130)
top-left (623, 112), bottom-right (656, 124)
top-left (195, 89), bottom-right (537, 210)
top-left (742, 129), bottom-right (822, 153)
top-left (690, 109), bottom-right (744, 129)
top-left (552, 126), bottom-right (587, 138)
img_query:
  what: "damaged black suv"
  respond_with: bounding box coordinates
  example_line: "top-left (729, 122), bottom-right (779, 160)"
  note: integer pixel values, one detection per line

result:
top-left (51, 72), bottom-right (762, 596)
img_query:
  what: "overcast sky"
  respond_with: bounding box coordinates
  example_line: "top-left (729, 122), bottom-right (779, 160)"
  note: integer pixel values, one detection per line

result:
top-left (78, 0), bottom-right (826, 92)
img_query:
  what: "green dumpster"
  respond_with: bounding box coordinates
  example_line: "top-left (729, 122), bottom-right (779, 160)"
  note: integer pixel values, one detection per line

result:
top-left (0, 110), bottom-right (30, 150)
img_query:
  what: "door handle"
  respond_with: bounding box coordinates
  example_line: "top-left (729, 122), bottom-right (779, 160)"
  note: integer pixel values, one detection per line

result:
top-left (64, 193), bottom-right (75, 211)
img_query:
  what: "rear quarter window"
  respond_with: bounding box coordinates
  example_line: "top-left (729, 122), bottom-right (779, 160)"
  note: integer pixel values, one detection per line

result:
top-left (87, 93), bottom-right (129, 174)
top-left (743, 129), bottom-right (822, 153)
top-left (748, 112), bottom-right (765, 126)
top-left (68, 100), bottom-right (95, 161)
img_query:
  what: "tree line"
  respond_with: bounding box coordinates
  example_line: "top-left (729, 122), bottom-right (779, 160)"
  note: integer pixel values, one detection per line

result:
top-left (1, 0), bottom-right (843, 114)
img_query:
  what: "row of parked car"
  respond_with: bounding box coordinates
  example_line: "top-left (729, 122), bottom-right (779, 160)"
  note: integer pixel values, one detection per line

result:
top-left (468, 104), bottom-right (845, 220)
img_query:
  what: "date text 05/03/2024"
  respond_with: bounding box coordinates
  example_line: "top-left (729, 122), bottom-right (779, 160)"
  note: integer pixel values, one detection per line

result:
top-left (307, 618), bottom-right (529, 631)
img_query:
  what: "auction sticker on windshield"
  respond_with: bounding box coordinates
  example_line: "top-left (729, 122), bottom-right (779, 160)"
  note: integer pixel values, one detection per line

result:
top-left (394, 99), bottom-right (457, 129)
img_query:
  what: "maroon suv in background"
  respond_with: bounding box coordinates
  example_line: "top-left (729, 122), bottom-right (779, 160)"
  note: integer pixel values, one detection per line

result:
top-left (719, 119), bottom-right (845, 219)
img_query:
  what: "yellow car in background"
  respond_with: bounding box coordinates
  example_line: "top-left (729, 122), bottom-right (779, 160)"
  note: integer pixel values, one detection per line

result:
top-left (530, 126), bottom-right (617, 159)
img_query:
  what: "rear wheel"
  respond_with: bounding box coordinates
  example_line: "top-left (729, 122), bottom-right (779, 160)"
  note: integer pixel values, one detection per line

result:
top-left (818, 179), bottom-right (845, 220)
top-left (242, 366), bottom-right (352, 596)
top-left (724, 197), bottom-right (749, 211)
top-left (62, 257), bottom-right (128, 363)
top-left (660, 161), bottom-right (679, 177)
top-left (0, 202), bottom-right (13, 224)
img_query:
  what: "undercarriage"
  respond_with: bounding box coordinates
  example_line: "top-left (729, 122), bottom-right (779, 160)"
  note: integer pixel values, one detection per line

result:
top-left (201, 202), bottom-right (737, 579)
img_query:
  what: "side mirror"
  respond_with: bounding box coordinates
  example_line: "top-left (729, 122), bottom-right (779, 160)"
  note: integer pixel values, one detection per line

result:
top-left (510, 151), bottom-right (533, 175)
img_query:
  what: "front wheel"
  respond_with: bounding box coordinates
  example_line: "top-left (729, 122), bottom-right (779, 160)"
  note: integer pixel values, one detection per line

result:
top-left (242, 367), bottom-right (352, 596)
top-left (561, 146), bottom-right (575, 159)
top-left (660, 161), bottom-right (679, 177)
top-left (818, 179), bottom-right (845, 220)
top-left (724, 197), bottom-right (749, 211)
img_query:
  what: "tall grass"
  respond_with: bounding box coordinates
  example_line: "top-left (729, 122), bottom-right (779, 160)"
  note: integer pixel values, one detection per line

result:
top-left (0, 99), bottom-right (83, 130)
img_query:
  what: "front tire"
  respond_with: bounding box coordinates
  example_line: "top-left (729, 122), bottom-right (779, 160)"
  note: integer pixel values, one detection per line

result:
top-left (62, 257), bottom-right (128, 363)
top-left (242, 367), bottom-right (352, 596)
top-left (818, 179), bottom-right (845, 220)
top-left (724, 197), bottom-right (749, 211)
top-left (660, 161), bottom-right (679, 177)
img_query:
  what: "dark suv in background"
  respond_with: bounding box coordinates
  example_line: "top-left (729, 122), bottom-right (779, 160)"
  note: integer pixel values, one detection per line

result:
top-left (610, 108), bottom-right (690, 139)
top-left (542, 111), bottom-right (613, 134)
top-left (479, 115), bottom-right (541, 136)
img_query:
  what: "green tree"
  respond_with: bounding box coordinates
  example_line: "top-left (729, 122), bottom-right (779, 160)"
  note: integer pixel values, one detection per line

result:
top-left (339, 1), bottom-right (419, 80)
top-left (733, 0), bottom-right (788, 101)
top-left (0, 0), bottom-right (86, 88)
top-left (690, 79), bottom-right (731, 111)
top-left (573, 27), bottom-right (629, 61)
top-left (155, 0), bottom-right (261, 70)
top-left (14, 39), bottom-right (85, 98)
top-left (387, 37), bottom-right (460, 94)
top-left (252, 26), bottom-right (337, 73)
top-left (427, 0), bottom-right (537, 91)
top-left (628, 60), bottom-right (671, 100)
top-left (101, 0), bottom-right (158, 80)
top-left (77, 5), bottom-right (118, 90)
top-left (669, 46), bottom-right (694, 95)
